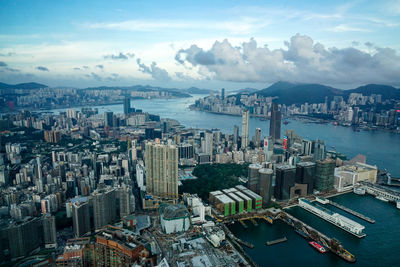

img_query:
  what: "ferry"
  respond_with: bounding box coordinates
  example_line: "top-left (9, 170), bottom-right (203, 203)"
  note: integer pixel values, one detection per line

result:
top-left (396, 201), bottom-right (400, 209)
top-left (309, 241), bottom-right (327, 253)
top-left (375, 195), bottom-right (389, 202)
top-left (298, 198), bottom-right (366, 238)
top-left (353, 187), bottom-right (366, 195)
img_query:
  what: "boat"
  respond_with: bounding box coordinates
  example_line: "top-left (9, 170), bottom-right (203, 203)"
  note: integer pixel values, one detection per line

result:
top-left (309, 241), bottom-right (327, 253)
top-left (353, 187), bottom-right (366, 195)
top-left (397, 201), bottom-right (400, 209)
top-left (298, 198), bottom-right (366, 238)
top-left (334, 121), bottom-right (338, 126)
top-left (375, 195), bottom-right (389, 202)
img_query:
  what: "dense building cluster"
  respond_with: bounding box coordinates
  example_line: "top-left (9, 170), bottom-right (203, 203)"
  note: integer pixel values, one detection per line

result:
top-left (191, 89), bottom-right (400, 131)
top-left (0, 93), bottom-right (381, 266)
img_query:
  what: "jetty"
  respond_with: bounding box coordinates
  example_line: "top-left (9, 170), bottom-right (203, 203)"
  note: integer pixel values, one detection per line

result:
top-left (329, 200), bottom-right (375, 224)
top-left (266, 237), bottom-right (287, 246)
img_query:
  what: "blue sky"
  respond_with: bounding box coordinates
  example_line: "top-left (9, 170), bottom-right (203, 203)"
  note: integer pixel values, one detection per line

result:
top-left (0, 0), bottom-right (399, 89)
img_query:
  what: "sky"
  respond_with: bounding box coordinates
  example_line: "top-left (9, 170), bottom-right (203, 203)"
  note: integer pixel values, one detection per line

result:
top-left (0, 0), bottom-right (399, 90)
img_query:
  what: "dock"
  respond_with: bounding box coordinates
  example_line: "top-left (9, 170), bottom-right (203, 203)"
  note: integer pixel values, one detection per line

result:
top-left (266, 237), bottom-right (287, 246)
top-left (238, 219), bottom-right (248, 228)
top-left (235, 237), bottom-right (255, 249)
top-left (250, 218), bottom-right (258, 226)
top-left (329, 200), bottom-right (375, 224)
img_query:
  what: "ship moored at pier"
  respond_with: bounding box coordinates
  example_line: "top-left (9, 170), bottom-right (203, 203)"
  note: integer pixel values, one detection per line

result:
top-left (298, 198), bottom-right (366, 238)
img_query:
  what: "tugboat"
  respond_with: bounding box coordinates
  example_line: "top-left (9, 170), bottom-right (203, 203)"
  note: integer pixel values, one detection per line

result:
top-left (309, 241), bottom-right (327, 253)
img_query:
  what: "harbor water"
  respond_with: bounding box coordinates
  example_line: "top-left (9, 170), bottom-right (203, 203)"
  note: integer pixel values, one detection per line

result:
top-left (49, 95), bottom-right (400, 265)
top-left (50, 95), bottom-right (400, 177)
top-left (228, 193), bottom-right (400, 266)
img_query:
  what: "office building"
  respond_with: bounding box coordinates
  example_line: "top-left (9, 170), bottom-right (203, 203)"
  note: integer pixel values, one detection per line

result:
top-left (247, 163), bottom-right (262, 193)
top-left (145, 142), bottom-right (178, 199)
top-left (123, 96), bottom-right (131, 115)
top-left (254, 128), bottom-right (261, 147)
top-left (241, 109), bottom-right (250, 149)
top-left (258, 168), bottom-right (273, 205)
top-left (296, 162), bottom-right (316, 194)
top-left (315, 158), bottom-right (335, 192)
top-left (178, 143), bottom-right (194, 160)
top-left (104, 112), bottom-right (113, 127)
top-left (269, 103), bottom-right (281, 140)
top-left (274, 164), bottom-right (296, 200)
top-left (313, 139), bottom-right (326, 161)
top-left (233, 125), bottom-right (239, 147)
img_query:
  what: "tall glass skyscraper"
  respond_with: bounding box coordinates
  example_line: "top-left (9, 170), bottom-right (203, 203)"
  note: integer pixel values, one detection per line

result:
top-left (241, 109), bottom-right (249, 149)
top-left (269, 102), bottom-right (281, 140)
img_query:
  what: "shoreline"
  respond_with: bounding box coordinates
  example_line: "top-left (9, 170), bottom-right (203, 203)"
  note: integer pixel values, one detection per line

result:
top-left (190, 107), bottom-right (400, 134)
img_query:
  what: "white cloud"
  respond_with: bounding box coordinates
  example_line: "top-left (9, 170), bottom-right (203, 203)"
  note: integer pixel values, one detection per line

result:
top-left (175, 34), bottom-right (400, 86)
top-left (85, 17), bottom-right (269, 35)
top-left (327, 24), bottom-right (370, 32)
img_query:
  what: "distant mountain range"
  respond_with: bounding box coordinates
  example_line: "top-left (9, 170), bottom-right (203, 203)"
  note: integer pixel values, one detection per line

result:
top-left (1, 81), bottom-right (399, 104)
top-left (0, 82), bottom-right (215, 96)
top-left (0, 82), bottom-right (48, 90)
top-left (255, 81), bottom-right (400, 105)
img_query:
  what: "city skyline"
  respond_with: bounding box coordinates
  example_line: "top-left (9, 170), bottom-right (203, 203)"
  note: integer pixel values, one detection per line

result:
top-left (0, 0), bottom-right (400, 89)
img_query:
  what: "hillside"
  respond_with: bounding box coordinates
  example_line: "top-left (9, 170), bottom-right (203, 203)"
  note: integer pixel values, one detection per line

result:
top-left (0, 82), bottom-right (48, 90)
top-left (257, 81), bottom-right (342, 105)
top-left (256, 82), bottom-right (400, 105)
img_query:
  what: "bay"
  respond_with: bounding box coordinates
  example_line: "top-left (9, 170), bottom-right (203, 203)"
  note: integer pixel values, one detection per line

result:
top-left (50, 95), bottom-right (400, 177)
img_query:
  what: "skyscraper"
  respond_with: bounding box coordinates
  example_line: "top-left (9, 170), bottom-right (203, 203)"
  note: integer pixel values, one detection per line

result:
top-left (104, 111), bottom-right (113, 127)
top-left (274, 164), bottom-right (296, 200)
top-left (221, 88), bottom-right (225, 100)
top-left (258, 168), bottom-right (273, 205)
top-left (241, 109), bottom-right (249, 149)
top-left (92, 188), bottom-right (117, 230)
top-left (72, 200), bottom-right (91, 237)
top-left (123, 96), bottom-right (131, 115)
top-left (269, 103), bottom-right (281, 140)
top-left (233, 125), bottom-right (239, 147)
top-left (254, 128), bottom-right (261, 148)
top-left (296, 162), bottom-right (316, 194)
top-left (117, 185), bottom-right (135, 218)
top-left (204, 132), bottom-right (213, 161)
top-left (315, 158), bottom-right (335, 192)
top-left (145, 142), bottom-right (178, 199)
top-left (247, 163), bottom-right (262, 192)
top-left (42, 215), bottom-right (57, 248)
top-left (313, 139), bottom-right (326, 161)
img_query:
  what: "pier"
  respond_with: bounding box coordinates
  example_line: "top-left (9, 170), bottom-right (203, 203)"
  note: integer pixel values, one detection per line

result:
top-left (250, 218), bottom-right (258, 226)
top-left (277, 211), bottom-right (356, 263)
top-left (359, 181), bottom-right (400, 202)
top-left (328, 200), bottom-right (375, 223)
top-left (238, 219), bottom-right (248, 228)
top-left (266, 237), bottom-right (287, 246)
top-left (235, 237), bottom-right (255, 249)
